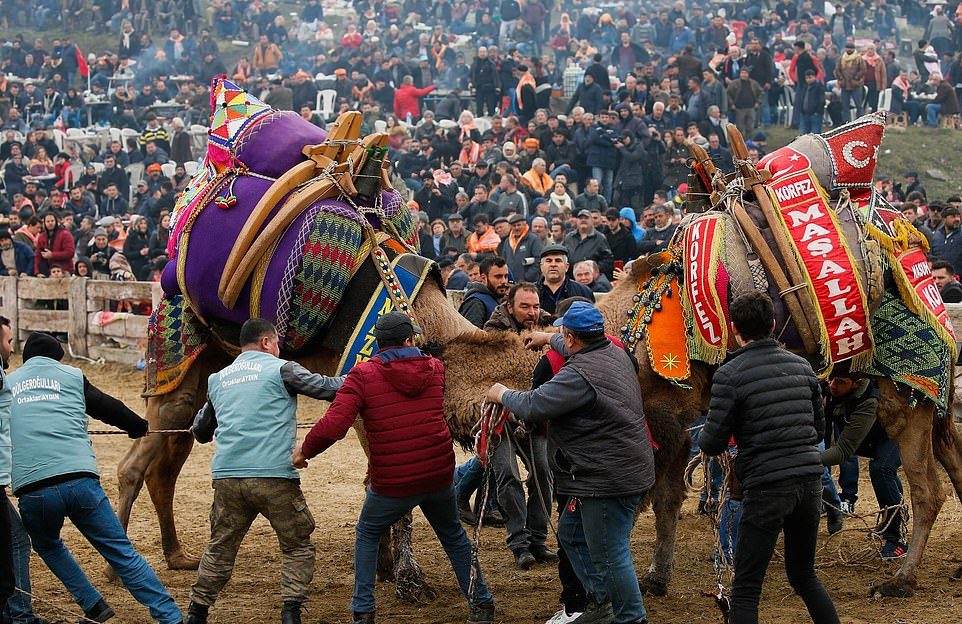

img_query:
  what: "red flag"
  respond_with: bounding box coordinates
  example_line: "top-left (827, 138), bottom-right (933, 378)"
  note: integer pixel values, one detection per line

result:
top-left (75, 45), bottom-right (89, 78)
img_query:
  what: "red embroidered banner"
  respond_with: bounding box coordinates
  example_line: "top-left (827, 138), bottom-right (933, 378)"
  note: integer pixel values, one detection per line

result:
top-left (768, 170), bottom-right (873, 363)
top-left (758, 146), bottom-right (812, 183)
top-left (683, 216), bottom-right (727, 363)
top-left (896, 249), bottom-right (956, 339)
top-left (814, 112), bottom-right (885, 189)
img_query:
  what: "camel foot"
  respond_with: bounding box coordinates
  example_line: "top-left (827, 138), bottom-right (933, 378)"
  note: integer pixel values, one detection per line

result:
top-left (394, 565), bottom-right (437, 604)
top-left (639, 573), bottom-right (668, 597)
top-left (377, 568), bottom-right (396, 583)
top-left (166, 548), bottom-right (201, 570)
top-left (869, 576), bottom-right (915, 599)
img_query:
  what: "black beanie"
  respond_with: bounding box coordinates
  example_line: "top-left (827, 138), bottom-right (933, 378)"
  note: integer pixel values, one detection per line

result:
top-left (22, 332), bottom-right (65, 362)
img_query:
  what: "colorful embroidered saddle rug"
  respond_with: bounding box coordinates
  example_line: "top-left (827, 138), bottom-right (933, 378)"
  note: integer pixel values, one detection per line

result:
top-left (147, 77), bottom-right (419, 394)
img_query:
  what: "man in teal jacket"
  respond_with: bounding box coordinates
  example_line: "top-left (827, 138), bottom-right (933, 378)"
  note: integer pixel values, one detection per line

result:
top-left (185, 318), bottom-right (344, 624)
top-left (9, 332), bottom-right (183, 624)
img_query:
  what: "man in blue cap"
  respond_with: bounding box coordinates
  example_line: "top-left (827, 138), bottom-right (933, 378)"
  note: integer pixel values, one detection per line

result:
top-left (484, 302), bottom-right (654, 624)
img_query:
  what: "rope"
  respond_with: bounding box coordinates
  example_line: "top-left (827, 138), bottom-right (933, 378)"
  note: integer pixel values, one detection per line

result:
top-left (87, 424), bottom-right (317, 435)
top-left (12, 587), bottom-right (103, 624)
top-left (778, 283), bottom-right (810, 297)
top-left (467, 401), bottom-right (503, 608)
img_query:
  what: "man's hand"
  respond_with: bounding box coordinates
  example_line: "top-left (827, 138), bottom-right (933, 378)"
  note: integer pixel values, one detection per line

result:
top-left (292, 445), bottom-right (310, 469)
top-left (523, 330), bottom-right (554, 350)
top-left (485, 382), bottom-right (508, 404)
top-left (41, 249), bottom-right (52, 259)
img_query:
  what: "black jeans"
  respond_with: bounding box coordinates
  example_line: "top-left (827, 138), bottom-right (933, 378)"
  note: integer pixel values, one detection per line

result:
top-left (0, 488), bottom-right (14, 606)
top-left (731, 479), bottom-right (839, 624)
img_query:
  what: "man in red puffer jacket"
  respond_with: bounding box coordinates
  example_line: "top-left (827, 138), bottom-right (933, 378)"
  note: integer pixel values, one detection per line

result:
top-left (294, 312), bottom-right (495, 624)
top-left (35, 211), bottom-right (75, 276)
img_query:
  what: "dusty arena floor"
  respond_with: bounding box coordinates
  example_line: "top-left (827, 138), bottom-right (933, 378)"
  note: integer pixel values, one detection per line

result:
top-left (20, 362), bottom-right (962, 623)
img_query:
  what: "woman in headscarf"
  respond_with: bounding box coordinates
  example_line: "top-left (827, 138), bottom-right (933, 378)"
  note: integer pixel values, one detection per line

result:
top-left (620, 206), bottom-right (645, 242)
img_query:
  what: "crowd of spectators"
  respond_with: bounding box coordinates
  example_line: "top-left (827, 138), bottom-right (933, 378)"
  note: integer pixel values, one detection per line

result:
top-left (1, 0), bottom-right (962, 287)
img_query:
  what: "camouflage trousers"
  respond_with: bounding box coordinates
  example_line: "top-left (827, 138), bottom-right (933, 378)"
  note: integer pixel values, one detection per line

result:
top-left (190, 478), bottom-right (316, 605)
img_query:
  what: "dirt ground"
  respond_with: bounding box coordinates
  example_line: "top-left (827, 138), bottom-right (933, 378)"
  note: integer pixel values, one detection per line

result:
top-left (18, 361), bottom-right (962, 623)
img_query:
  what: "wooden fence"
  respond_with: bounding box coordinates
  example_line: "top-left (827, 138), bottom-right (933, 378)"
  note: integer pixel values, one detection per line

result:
top-left (0, 277), bottom-right (162, 365)
top-left (0, 275), bottom-right (960, 366)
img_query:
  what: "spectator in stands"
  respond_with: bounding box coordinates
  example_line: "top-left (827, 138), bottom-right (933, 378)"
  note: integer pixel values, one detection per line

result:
top-left (35, 210), bottom-right (74, 276)
top-left (537, 245), bottom-right (594, 315)
top-left (123, 216), bottom-right (151, 281)
top-left (0, 229), bottom-right (34, 276)
top-left (99, 183), bottom-right (129, 218)
top-left (458, 256), bottom-right (510, 328)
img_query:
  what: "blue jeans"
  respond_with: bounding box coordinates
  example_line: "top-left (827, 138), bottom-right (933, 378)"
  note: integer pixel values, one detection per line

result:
top-left (352, 484), bottom-right (493, 614)
top-left (818, 441), bottom-right (842, 520)
top-left (798, 113), bottom-right (823, 135)
top-left (559, 495), bottom-right (646, 624)
top-left (838, 457), bottom-right (859, 504)
top-left (591, 167), bottom-right (615, 204)
top-left (867, 438), bottom-right (905, 543)
top-left (718, 498), bottom-right (743, 565)
top-left (17, 477), bottom-right (182, 623)
top-left (454, 457), bottom-right (499, 514)
top-left (841, 88), bottom-right (866, 123)
top-left (926, 102), bottom-right (942, 127)
top-left (5, 494), bottom-right (40, 623)
top-left (690, 414), bottom-right (723, 504)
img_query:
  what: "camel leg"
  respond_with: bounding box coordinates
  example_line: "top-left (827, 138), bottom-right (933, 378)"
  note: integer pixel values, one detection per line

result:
top-left (116, 365), bottom-right (202, 572)
top-left (392, 511), bottom-right (437, 603)
top-left (931, 416), bottom-right (962, 579)
top-left (871, 392), bottom-right (945, 598)
top-left (640, 436), bottom-right (691, 596)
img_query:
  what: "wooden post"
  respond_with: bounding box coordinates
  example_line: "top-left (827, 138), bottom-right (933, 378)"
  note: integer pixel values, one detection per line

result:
top-left (68, 277), bottom-right (88, 358)
top-left (688, 141), bottom-right (821, 356)
top-left (0, 277), bottom-right (18, 352)
top-left (725, 124), bottom-right (823, 357)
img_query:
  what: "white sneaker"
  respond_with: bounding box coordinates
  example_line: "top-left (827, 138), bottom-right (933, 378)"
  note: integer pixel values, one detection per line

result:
top-left (545, 608), bottom-right (583, 624)
top-left (840, 500), bottom-right (855, 515)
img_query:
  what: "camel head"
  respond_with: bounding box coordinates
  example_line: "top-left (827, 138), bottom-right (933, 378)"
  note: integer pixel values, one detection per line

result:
top-left (411, 279), bottom-right (545, 445)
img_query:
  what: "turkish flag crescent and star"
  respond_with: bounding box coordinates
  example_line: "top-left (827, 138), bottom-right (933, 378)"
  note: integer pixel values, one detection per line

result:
top-left (813, 112), bottom-right (886, 189)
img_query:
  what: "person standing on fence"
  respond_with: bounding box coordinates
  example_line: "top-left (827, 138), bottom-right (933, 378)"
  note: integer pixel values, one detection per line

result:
top-left (8, 332), bottom-right (183, 624)
top-left (698, 292), bottom-right (839, 624)
top-left (186, 318), bottom-right (344, 624)
top-left (294, 311), bottom-right (496, 624)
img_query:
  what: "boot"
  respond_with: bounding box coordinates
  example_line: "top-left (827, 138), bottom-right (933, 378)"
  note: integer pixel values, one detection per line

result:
top-left (458, 497), bottom-right (479, 526)
top-left (81, 599), bottom-right (115, 623)
top-left (352, 611), bottom-right (376, 624)
top-left (281, 601), bottom-right (302, 624)
top-left (466, 602), bottom-right (496, 624)
top-left (576, 597), bottom-right (615, 624)
top-left (513, 548), bottom-right (536, 570)
top-left (185, 601), bottom-right (209, 624)
top-left (530, 544), bottom-right (560, 563)
top-left (483, 508), bottom-right (506, 528)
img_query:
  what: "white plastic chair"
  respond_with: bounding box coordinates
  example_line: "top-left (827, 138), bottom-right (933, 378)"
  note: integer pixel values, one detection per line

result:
top-left (161, 162), bottom-right (177, 179)
top-left (317, 89), bottom-right (337, 120)
top-left (877, 88), bottom-right (892, 113)
top-left (184, 160), bottom-right (200, 177)
top-left (51, 129), bottom-right (67, 151)
top-left (109, 127), bottom-right (123, 143)
top-left (374, 119), bottom-right (387, 133)
top-left (91, 162), bottom-right (105, 174)
top-left (120, 128), bottom-right (139, 141)
top-left (66, 128), bottom-right (86, 139)
top-left (126, 163), bottom-right (144, 200)
top-left (474, 117), bottom-right (491, 134)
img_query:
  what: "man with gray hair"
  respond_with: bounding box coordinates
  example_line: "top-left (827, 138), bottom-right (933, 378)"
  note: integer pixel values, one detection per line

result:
top-left (530, 216), bottom-right (549, 243)
top-left (573, 260), bottom-right (613, 293)
top-left (637, 205), bottom-right (677, 255)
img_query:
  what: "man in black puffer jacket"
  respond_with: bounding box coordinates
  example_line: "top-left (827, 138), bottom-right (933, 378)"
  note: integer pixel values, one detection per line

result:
top-left (700, 292), bottom-right (839, 624)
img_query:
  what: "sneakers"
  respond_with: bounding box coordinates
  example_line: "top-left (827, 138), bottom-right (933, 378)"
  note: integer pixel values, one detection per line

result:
top-left (185, 601), bottom-right (209, 624)
top-left (281, 601), bottom-right (302, 624)
top-left (545, 607), bottom-right (583, 624)
top-left (466, 602), bottom-right (496, 623)
top-left (82, 599), bottom-right (116, 623)
top-left (458, 498), bottom-right (479, 526)
top-left (531, 544), bottom-right (560, 563)
top-left (840, 500), bottom-right (855, 515)
top-left (881, 541), bottom-right (908, 560)
top-left (352, 611), bottom-right (376, 624)
top-left (576, 598), bottom-right (615, 624)
top-left (514, 548), bottom-right (537, 570)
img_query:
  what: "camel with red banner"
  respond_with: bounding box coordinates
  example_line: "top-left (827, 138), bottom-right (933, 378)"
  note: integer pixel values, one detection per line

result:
top-left (616, 111), bottom-right (962, 598)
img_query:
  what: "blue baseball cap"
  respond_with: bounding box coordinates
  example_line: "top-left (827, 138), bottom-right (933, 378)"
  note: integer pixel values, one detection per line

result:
top-left (553, 301), bottom-right (605, 333)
